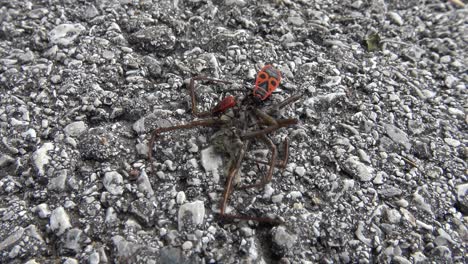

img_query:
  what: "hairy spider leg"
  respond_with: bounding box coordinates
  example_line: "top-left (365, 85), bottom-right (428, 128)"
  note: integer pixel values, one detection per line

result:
top-left (148, 119), bottom-right (228, 173)
top-left (245, 138), bottom-right (290, 170)
top-left (218, 140), bottom-right (283, 225)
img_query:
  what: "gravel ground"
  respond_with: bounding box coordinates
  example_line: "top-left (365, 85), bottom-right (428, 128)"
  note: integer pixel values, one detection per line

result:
top-left (0, 0), bottom-right (467, 263)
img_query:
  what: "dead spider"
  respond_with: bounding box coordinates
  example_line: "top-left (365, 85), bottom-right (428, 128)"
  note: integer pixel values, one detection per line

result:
top-left (148, 65), bottom-right (302, 224)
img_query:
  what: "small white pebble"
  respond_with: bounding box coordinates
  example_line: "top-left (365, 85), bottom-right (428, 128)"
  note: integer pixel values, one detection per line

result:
top-left (176, 191), bottom-right (186, 204)
top-left (182, 241), bottom-right (193, 250)
top-left (294, 166), bottom-right (306, 177)
top-left (272, 194), bottom-right (284, 203)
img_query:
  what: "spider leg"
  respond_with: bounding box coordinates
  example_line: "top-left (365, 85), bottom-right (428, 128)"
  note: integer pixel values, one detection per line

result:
top-left (245, 137), bottom-right (289, 171)
top-left (238, 134), bottom-right (277, 190)
top-left (189, 76), bottom-right (232, 118)
top-left (148, 119), bottom-right (227, 173)
top-left (219, 140), bottom-right (249, 216)
top-left (218, 140), bottom-right (283, 225)
top-left (265, 93), bottom-right (303, 115)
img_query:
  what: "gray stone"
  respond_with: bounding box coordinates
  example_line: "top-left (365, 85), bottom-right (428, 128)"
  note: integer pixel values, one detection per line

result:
top-left (225, 0), bottom-right (247, 6)
top-left (181, 241), bottom-right (193, 250)
top-left (444, 75), bottom-right (457, 88)
top-left (383, 123), bottom-right (411, 150)
top-left (132, 117), bottom-right (147, 134)
top-left (129, 198), bottom-right (156, 227)
top-left (355, 221), bottom-right (372, 247)
top-left (112, 236), bottom-right (143, 260)
top-left (84, 5), bottom-right (99, 19)
top-left (64, 121), bottom-right (87, 137)
top-left (388, 12), bottom-right (404, 26)
top-left (0, 227), bottom-right (25, 251)
top-left (455, 183), bottom-right (468, 214)
top-left (393, 256), bottom-right (411, 264)
top-left (294, 166), bottom-right (306, 177)
top-left (178, 201), bottom-right (205, 231)
top-left (48, 24), bottom-right (86, 46)
top-left (411, 252), bottom-right (427, 263)
top-left (431, 246), bottom-right (452, 262)
top-left (271, 226), bottom-right (297, 256)
top-left (444, 138), bottom-right (460, 147)
top-left (88, 251), bottom-right (100, 264)
top-left (378, 185), bottom-right (402, 198)
top-left (48, 169), bottom-right (68, 192)
top-left (129, 26), bottom-right (175, 52)
top-left (159, 247), bottom-right (189, 264)
top-left (343, 156), bottom-right (375, 182)
top-left (63, 228), bottom-right (84, 253)
top-left (31, 142), bottom-right (54, 176)
top-left (200, 146), bottom-right (223, 183)
top-left (137, 170), bottom-right (154, 197)
top-left (0, 154), bottom-right (14, 168)
top-left (176, 191), bottom-right (186, 205)
top-left (103, 171), bottom-right (124, 195)
top-left (50, 207), bottom-right (72, 236)
top-left (33, 203), bottom-right (51, 218)
top-left (385, 208), bottom-right (401, 224)
top-left (63, 258), bottom-right (78, 264)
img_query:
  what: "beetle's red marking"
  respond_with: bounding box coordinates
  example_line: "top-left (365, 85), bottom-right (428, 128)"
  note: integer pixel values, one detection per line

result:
top-left (211, 95), bottom-right (236, 114)
top-left (253, 65), bottom-right (282, 101)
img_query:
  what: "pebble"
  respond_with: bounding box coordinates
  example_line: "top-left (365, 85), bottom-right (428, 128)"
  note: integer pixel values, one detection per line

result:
top-left (50, 207), bottom-right (72, 236)
top-left (178, 201), bottom-right (205, 231)
top-left (48, 169), bottom-right (68, 192)
top-left (64, 121), bottom-right (87, 137)
top-left (137, 170), bottom-right (154, 197)
top-left (48, 24), bottom-right (86, 46)
top-left (103, 171), bottom-right (124, 195)
top-left (63, 258), bottom-right (78, 264)
top-left (385, 208), bottom-right (401, 224)
top-left (159, 246), bottom-right (188, 264)
top-left (393, 256), bottom-right (411, 264)
top-left (455, 183), bottom-right (468, 214)
top-left (200, 146), bottom-right (223, 183)
top-left (31, 142), bottom-right (54, 176)
top-left (0, 153), bottom-right (14, 168)
top-left (33, 203), bottom-right (51, 218)
top-left (181, 241), bottom-right (193, 250)
top-left (444, 138), bottom-right (460, 147)
top-left (63, 228), bottom-right (84, 253)
top-left (176, 191), bottom-right (186, 204)
top-left (262, 184), bottom-right (274, 199)
top-left (355, 221), bottom-right (372, 247)
top-left (225, 0), bottom-right (247, 6)
top-left (344, 156), bottom-right (375, 182)
top-left (271, 194), bottom-right (284, 204)
top-left (88, 251), bottom-right (100, 264)
top-left (287, 191), bottom-right (302, 200)
top-left (378, 185), bottom-right (402, 198)
top-left (129, 25), bottom-right (175, 52)
top-left (388, 12), bottom-right (404, 26)
top-left (383, 123), bottom-right (411, 150)
top-left (271, 226), bottom-right (297, 256)
top-left (294, 166), bottom-right (306, 177)
top-left (0, 227), bottom-right (25, 252)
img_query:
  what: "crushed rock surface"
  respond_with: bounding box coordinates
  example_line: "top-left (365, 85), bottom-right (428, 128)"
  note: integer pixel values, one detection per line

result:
top-left (0, 0), bottom-right (466, 263)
